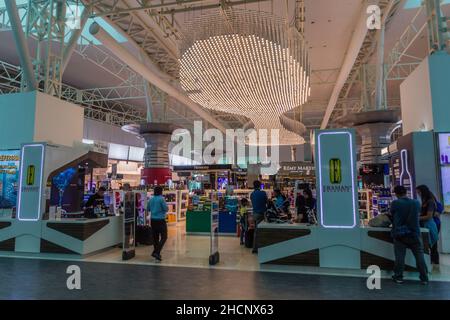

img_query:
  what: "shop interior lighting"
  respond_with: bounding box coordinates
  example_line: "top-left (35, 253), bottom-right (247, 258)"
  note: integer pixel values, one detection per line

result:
top-left (82, 139), bottom-right (95, 145)
top-left (179, 8), bottom-right (311, 146)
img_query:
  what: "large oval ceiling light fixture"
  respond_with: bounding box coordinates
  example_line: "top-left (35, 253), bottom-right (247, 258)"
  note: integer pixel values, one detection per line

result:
top-left (179, 8), bottom-right (311, 145)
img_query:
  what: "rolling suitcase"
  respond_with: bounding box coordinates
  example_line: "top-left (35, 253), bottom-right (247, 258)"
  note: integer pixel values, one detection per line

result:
top-left (136, 225), bottom-right (153, 246)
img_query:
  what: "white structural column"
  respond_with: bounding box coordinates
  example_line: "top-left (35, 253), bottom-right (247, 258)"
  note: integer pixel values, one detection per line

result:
top-left (89, 22), bottom-right (227, 133)
top-left (62, 6), bottom-right (91, 73)
top-left (5, 0), bottom-right (37, 91)
top-left (320, 1), bottom-right (374, 129)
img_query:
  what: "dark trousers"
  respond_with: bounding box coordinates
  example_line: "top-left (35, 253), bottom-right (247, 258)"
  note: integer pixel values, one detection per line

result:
top-left (151, 219), bottom-right (168, 255)
top-left (431, 243), bottom-right (440, 264)
top-left (252, 214), bottom-right (265, 252)
top-left (393, 235), bottom-right (428, 281)
top-left (239, 216), bottom-right (246, 244)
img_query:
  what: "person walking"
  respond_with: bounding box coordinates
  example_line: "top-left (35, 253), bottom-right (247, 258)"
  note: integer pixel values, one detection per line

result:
top-left (390, 185), bottom-right (428, 284)
top-left (147, 186), bottom-right (168, 261)
top-left (416, 185), bottom-right (440, 265)
top-left (250, 180), bottom-right (268, 254)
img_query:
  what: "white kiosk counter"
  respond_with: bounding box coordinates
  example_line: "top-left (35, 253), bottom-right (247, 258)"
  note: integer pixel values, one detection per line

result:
top-left (256, 222), bottom-right (431, 271)
top-left (0, 216), bottom-right (122, 257)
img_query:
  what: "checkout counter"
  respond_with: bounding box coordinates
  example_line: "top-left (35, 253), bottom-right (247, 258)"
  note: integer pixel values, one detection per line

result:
top-left (0, 215), bottom-right (122, 256)
top-left (256, 222), bottom-right (431, 271)
top-left (0, 143), bottom-right (123, 258)
top-left (256, 128), bottom-right (433, 273)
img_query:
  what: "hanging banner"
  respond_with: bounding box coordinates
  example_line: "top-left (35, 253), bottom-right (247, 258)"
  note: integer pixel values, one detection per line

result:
top-left (134, 191), bottom-right (148, 226)
top-left (113, 190), bottom-right (124, 215)
top-left (17, 143), bottom-right (46, 221)
top-left (315, 130), bottom-right (358, 228)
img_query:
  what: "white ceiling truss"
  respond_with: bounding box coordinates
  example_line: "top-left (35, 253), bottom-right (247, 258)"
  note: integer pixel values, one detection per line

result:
top-left (1, 0), bottom-right (447, 137)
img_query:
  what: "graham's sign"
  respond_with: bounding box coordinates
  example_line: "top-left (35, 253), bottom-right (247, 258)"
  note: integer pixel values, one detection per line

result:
top-left (17, 143), bottom-right (46, 221)
top-left (315, 130), bottom-right (358, 229)
top-left (329, 158), bottom-right (342, 184)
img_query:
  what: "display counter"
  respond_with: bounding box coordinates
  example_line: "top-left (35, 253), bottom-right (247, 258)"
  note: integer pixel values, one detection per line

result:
top-left (218, 211), bottom-right (237, 234)
top-left (186, 209), bottom-right (237, 235)
top-left (256, 222), bottom-right (431, 271)
top-left (186, 209), bottom-right (211, 234)
top-left (0, 215), bottom-right (122, 257)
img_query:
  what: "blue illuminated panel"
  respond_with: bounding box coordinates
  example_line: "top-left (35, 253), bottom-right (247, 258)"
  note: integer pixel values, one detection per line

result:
top-left (316, 130), bottom-right (358, 229)
top-left (17, 143), bottom-right (46, 221)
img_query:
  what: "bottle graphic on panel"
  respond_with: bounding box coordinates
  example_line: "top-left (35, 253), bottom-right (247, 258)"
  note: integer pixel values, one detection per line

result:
top-left (399, 149), bottom-right (414, 198)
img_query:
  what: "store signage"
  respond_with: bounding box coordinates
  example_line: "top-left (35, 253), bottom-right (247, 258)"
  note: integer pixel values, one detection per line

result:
top-left (315, 130), bottom-right (357, 229)
top-left (92, 141), bottom-right (109, 155)
top-left (329, 159), bottom-right (342, 184)
top-left (26, 165), bottom-right (35, 185)
top-left (17, 143), bottom-right (46, 221)
top-left (278, 162), bottom-right (315, 176)
top-left (174, 164), bottom-right (233, 171)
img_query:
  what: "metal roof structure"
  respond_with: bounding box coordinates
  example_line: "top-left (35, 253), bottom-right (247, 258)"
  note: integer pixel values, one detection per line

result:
top-left (0, 0), bottom-right (449, 142)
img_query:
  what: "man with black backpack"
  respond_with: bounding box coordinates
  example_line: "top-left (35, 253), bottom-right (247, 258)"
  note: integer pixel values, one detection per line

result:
top-left (390, 185), bottom-right (429, 284)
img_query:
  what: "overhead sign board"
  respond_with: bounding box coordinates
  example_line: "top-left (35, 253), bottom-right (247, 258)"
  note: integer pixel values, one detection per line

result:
top-left (315, 130), bottom-right (358, 229)
top-left (278, 161), bottom-right (315, 176)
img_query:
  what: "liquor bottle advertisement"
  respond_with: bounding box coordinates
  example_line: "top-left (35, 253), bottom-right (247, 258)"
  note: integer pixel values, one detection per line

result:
top-left (438, 133), bottom-right (450, 165)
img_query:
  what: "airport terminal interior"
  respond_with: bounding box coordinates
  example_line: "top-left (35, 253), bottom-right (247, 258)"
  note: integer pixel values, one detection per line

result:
top-left (1, 0), bottom-right (450, 299)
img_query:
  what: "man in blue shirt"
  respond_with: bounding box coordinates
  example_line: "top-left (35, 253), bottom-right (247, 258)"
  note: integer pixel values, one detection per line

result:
top-left (250, 180), bottom-right (268, 253)
top-left (390, 185), bottom-right (428, 284)
top-left (147, 186), bottom-right (168, 261)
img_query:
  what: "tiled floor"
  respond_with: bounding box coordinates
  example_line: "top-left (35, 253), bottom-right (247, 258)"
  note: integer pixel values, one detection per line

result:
top-left (2, 221), bottom-right (450, 300)
top-left (86, 222), bottom-right (260, 271)
top-left (1, 257), bottom-right (450, 300)
top-left (2, 222), bottom-right (450, 299)
top-left (84, 222), bottom-right (450, 282)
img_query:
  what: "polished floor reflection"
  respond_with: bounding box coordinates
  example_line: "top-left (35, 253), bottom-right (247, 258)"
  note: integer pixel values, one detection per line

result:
top-left (84, 222), bottom-right (450, 282)
top-left (87, 222), bottom-right (259, 271)
top-left (1, 257), bottom-right (450, 300)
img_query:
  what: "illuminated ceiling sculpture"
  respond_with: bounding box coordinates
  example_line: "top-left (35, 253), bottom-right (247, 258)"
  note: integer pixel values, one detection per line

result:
top-left (179, 8), bottom-right (311, 145)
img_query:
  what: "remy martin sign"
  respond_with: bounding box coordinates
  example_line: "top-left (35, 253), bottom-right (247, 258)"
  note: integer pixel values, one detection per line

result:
top-left (315, 130), bottom-right (358, 229)
top-left (278, 162), bottom-right (315, 176)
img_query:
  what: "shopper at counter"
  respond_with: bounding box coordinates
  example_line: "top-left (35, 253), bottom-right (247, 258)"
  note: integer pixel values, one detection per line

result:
top-left (250, 180), bottom-right (268, 254)
top-left (390, 185), bottom-right (428, 284)
top-left (416, 185), bottom-right (440, 265)
top-left (297, 189), bottom-right (316, 224)
top-left (147, 186), bottom-right (168, 261)
top-left (85, 187), bottom-right (106, 208)
top-left (84, 187), bottom-right (106, 218)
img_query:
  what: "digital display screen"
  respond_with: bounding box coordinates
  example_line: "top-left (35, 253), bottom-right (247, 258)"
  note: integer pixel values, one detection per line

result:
top-left (438, 133), bottom-right (450, 165)
top-left (441, 166), bottom-right (450, 212)
top-left (217, 177), bottom-right (228, 189)
top-left (0, 150), bottom-right (20, 209)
